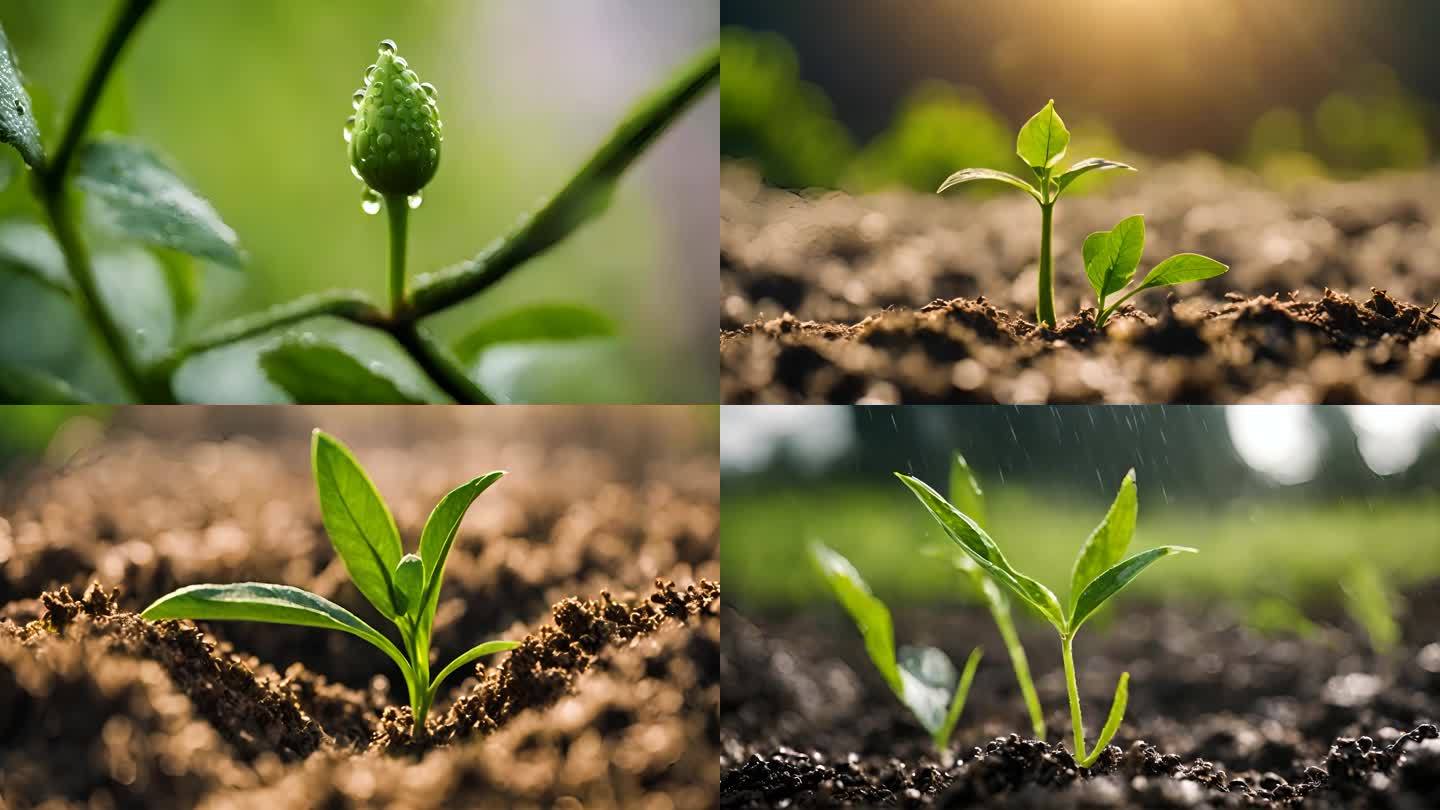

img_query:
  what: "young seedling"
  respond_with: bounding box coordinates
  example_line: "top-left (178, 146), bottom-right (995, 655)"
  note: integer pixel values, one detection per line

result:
top-left (936, 100), bottom-right (1227, 328)
top-left (898, 468), bottom-right (1195, 767)
top-left (810, 540), bottom-right (983, 753)
top-left (923, 451), bottom-right (1046, 740)
top-left (142, 429), bottom-right (516, 735)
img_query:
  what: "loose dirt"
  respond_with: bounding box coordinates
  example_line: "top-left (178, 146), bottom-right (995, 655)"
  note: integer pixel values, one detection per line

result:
top-left (0, 407), bottom-right (719, 809)
top-left (721, 584), bottom-right (1440, 808)
top-left (721, 161), bottom-right (1440, 403)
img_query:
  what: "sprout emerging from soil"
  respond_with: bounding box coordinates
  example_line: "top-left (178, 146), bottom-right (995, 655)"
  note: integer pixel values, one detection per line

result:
top-left (810, 540), bottom-right (983, 753)
top-left (936, 100), bottom-right (1228, 328)
top-left (142, 429), bottom-right (517, 735)
top-left (899, 467), bottom-right (1195, 767)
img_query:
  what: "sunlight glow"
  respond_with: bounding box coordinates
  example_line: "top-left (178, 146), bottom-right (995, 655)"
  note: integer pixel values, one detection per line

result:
top-left (1226, 406), bottom-right (1321, 485)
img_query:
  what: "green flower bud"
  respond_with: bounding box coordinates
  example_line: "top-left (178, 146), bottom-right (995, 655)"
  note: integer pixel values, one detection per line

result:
top-left (347, 39), bottom-right (441, 201)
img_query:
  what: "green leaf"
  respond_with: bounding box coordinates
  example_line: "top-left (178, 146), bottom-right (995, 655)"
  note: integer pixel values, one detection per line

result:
top-left (1068, 470), bottom-right (1138, 616)
top-left (426, 640), bottom-right (521, 702)
top-left (140, 582), bottom-right (412, 681)
top-left (408, 43), bottom-right (718, 316)
top-left (948, 451), bottom-right (987, 531)
top-left (393, 553), bottom-right (423, 616)
top-left (414, 471), bottom-right (505, 652)
top-left (935, 168), bottom-right (1041, 202)
top-left (896, 473), bottom-right (1066, 630)
top-left (1084, 216), bottom-right (1145, 303)
top-left (809, 541), bottom-right (901, 695)
top-left (74, 138), bottom-right (244, 268)
top-left (0, 24), bottom-right (43, 167)
top-left (260, 339), bottom-right (429, 404)
top-left (1055, 158), bottom-right (1135, 193)
top-left (1015, 100), bottom-right (1069, 170)
top-left (1133, 253), bottom-right (1229, 293)
top-left (93, 246), bottom-right (175, 366)
top-left (0, 363), bottom-right (94, 403)
top-left (1087, 671), bottom-right (1129, 761)
top-left (896, 645), bottom-right (963, 741)
top-left (1070, 546), bottom-right (1196, 633)
top-left (453, 304), bottom-right (617, 365)
top-left (0, 221), bottom-right (70, 295)
top-left (934, 647), bottom-right (983, 751)
top-left (311, 430), bottom-right (405, 619)
top-left (1341, 564), bottom-right (1400, 654)
top-left (151, 247), bottom-right (200, 322)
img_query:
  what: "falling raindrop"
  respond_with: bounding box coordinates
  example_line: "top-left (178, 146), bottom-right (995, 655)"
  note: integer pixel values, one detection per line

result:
top-left (378, 39), bottom-right (397, 54)
top-left (361, 188), bottom-right (382, 215)
top-left (343, 116), bottom-right (355, 143)
top-left (407, 192), bottom-right (423, 209)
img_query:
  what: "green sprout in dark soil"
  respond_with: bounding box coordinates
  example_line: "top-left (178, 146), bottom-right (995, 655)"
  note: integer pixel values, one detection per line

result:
top-left (899, 467), bottom-right (1195, 767)
top-left (936, 100), bottom-right (1228, 328)
top-left (143, 429), bottom-right (515, 735)
top-left (810, 540), bottom-right (982, 753)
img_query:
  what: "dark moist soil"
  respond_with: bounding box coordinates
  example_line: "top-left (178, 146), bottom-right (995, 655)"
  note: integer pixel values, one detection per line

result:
top-left (721, 583), bottom-right (1440, 808)
top-left (720, 161), bottom-right (1440, 403)
top-left (0, 408), bottom-right (719, 810)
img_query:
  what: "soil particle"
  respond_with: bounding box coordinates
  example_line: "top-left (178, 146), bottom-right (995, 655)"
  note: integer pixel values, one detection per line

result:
top-left (722, 161), bottom-right (1440, 403)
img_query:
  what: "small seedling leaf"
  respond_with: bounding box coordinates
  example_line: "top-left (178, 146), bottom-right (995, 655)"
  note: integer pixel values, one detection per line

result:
top-left (896, 645), bottom-right (962, 742)
top-left (896, 473), bottom-right (1066, 630)
top-left (414, 471), bottom-right (505, 652)
top-left (0, 24), bottom-right (43, 167)
top-left (1341, 564), bottom-right (1400, 654)
top-left (409, 43), bottom-right (717, 315)
top-left (935, 168), bottom-right (1041, 202)
top-left (427, 640), bottom-right (521, 702)
top-left (1015, 100), bottom-right (1070, 170)
top-left (1084, 217), bottom-right (1145, 302)
top-left (261, 339), bottom-right (429, 405)
top-left (1068, 470), bottom-right (1138, 616)
top-left (1088, 671), bottom-right (1129, 759)
top-left (74, 138), bottom-right (244, 268)
top-left (934, 647), bottom-right (983, 751)
top-left (311, 430), bottom-right (405, 619)
top-left (1133, 253), bottom-right (1228, 292)
top-left (1070, 546), bottom-right (1196, 633)
top-left (810, 541), bottom-right (902, 695)
top-left (1055, 158), bottom-right (1135, 193)
top-left (140, 582), bottom-right (411, 679)
top-left (453, 303), bottom-right (617, 365)
top-left (0, 363), bottom-right (94, 403)
top-left (392, 553), bottom-right (423, 616)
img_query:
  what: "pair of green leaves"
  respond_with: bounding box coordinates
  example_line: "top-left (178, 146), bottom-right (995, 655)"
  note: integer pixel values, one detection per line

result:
top-left (937, 101), bottom-right (1135, 204)
top-left (1083, 215), bottom-right (1229, 327)
top-left (810, 540), bottom-right (982, 752)
top-left (143, 430), bottom-right (517, 730)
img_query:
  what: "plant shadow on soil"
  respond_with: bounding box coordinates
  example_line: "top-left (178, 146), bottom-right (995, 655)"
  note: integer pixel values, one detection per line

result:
top-left (0, 409), bottom-right (720, 810)
top-left (720, 161), bottom-right (1440, 403)
top-left (721, 587), bottom-right (1440, 808)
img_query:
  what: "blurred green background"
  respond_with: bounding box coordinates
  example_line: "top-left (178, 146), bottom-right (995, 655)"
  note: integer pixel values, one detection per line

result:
top-left (722, 0), bottom-right (1437, 191)
top-left (722, 406), bottom-right (1440, 640)
top-left (0, 0), bottom-right (717, 403)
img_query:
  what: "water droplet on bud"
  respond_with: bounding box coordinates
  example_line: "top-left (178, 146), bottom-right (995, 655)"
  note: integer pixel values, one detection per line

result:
top-left (420, 82), bottom-right (438, 100)
top-left (343, 116), bottom-right (355, 143)
top-left (393, 56), bottom-right (408, 69)
top-left (365, 64), bottom-right (379, 81)
top-left (352, 91), bottom-right (365, 110)
top-left (407, 192), bottom-right (424, 209)
top-left (351, 165), bottom-right (363, 181)
top-left (361, 188), bottom-right (382, 215)
top-left (378, 39), bottom-right (397, 54)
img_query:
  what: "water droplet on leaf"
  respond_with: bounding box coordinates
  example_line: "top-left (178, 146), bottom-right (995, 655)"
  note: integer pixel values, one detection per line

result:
top-left (407, 192), bottom-right (423, 209)
top-left (361, 188), bottom-right (382, 215)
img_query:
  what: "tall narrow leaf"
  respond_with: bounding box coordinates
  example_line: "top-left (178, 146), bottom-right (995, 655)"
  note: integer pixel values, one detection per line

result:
top-left (414, 472), bottom-right (505, 650)
top-left (948, 451), bottom-right (987, 530)
top-left (810, 541), bottom-right (902, 694)
top-left (311, 430), bottom-right (404, 618)
top-left (1070, 546), bottom-right (1196, 632)
top-left (896, 473), bottom-right (1066, 629)
top-left (1068, 470), bottom-right (1138, 615)
top-left (1090, 672), bottom-right (1129, 755)
top-left (933, 647), bottom-right (983, 750)
top-left (1015, 100), bottom-right (1070, 170)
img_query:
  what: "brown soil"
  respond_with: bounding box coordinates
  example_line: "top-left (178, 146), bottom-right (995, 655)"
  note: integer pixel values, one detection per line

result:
top-left (720, 161), bottom-right (1440, 403)
top-left (0, 406), bottom-right (719, 809)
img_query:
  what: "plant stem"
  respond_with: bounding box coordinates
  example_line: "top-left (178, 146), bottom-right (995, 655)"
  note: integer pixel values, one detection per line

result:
top-left (1036, 202), bottom-right (1056, 328)
top-left (1061, 634), bottom-right (1086, 762)
top-left (385, 194), bottom-right (409, 317)
top-left (42, 0), bottom-right (155, 190)
top-left (393, 323), bottom-right (495, 404)
top-left (990, 601), bottom-right (1046, 739)
top-left (40, 191), bottom-right (148, 401)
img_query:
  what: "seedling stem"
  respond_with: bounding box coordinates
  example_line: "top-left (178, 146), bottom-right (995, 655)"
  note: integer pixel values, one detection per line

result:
top-left (1038, 200), bottom-right (1056, 327)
